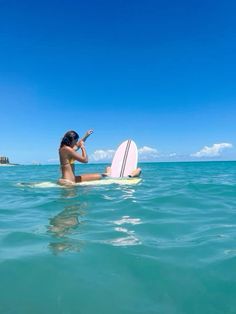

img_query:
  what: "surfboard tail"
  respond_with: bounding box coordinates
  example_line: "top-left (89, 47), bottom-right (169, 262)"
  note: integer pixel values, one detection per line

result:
top-left (110, 139), bottom-right (138, 178)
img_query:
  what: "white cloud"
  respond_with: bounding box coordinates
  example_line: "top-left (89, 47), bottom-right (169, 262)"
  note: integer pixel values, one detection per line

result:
top-left (191, 143), bottom-right (233, 158)
top-left (168, 152), bottom-right (177, 157)
top-left (90, 145), bottom-right (160, 162)
top-left (90, 149), bottom-right (115, 161)
top-left (138, 146), bottom-right (159, 160)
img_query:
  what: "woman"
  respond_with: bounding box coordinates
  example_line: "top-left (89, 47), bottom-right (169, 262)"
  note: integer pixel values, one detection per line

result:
top-left (58, 129), bottom-right (104, 186)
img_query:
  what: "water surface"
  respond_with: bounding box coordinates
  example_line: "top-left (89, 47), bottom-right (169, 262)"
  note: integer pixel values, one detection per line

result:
top-left (0, 162), bottom-right (236, 313)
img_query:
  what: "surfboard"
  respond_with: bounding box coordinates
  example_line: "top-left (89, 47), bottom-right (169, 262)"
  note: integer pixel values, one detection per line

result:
top-left (78, 178), bottom-right (141, 186)
top-left (17, 178), bottom-right (141, 188)
top-left (110, 139), bottom-right (138, 178)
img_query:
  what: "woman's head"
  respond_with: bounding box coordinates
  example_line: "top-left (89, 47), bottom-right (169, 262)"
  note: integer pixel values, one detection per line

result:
top-left (60, 130), bottom-right (79, 148)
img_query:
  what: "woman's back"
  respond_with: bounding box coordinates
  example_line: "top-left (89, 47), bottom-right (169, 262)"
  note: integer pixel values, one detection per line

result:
top-left (59, 146), bottom-right (75, 182)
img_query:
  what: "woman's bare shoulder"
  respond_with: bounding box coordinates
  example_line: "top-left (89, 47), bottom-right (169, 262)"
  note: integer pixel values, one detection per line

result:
top-left (60, 146), bottom-right (73, 152)
top-left (59, 146), bottom-right (74, 158)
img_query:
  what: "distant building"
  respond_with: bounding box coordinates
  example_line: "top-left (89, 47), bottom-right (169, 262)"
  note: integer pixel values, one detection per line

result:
top-left (0, 156), bottom-right (10, 164)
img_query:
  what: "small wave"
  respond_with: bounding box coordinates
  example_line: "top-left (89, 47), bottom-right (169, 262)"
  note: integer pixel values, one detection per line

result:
top-left (103, 218), bottom-right (142, 246)
top-left (16, 182), bottom-right (60, 188)
top-left (114, 227), bottom-right (134, 234)
top-left (224, 249), bottom-right (236, 256)
top-left (108, 235), bottom-right (142, 246)
top-left (112, 216), bottom-right (142, 225)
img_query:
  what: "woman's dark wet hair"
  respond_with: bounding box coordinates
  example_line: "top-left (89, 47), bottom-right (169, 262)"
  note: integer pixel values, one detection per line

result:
top-left (60, 130), bottom-right (79, 148)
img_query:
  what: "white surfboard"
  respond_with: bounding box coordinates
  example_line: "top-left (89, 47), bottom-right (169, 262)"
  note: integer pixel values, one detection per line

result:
top-left (17, 178), bottom-right (141, 188)
top-left (78, 178), bottom-right (141, 186)
top-left (110, 139), bottom-right (138, 178)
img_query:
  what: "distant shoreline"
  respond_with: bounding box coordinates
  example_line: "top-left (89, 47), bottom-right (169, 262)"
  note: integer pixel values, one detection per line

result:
top-left (0, 163), bottom-right (19, 166)
top-left (1, 160), bottom-right (235, 166)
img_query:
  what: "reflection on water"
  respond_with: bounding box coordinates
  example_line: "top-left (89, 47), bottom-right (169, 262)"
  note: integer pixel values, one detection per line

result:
top-left (48, 187), bottom-right (87, 254)
top-left (109, 215), bottom-right (142, 246)
top-left (49, 204), bottom-right (81, 237)
top-left (48, 241), bottom-right (81, 253)
top-left (119, 186), bottom-right (136, 201)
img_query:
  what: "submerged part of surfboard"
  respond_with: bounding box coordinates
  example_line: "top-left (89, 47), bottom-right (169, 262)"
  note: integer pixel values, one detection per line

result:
top-left (110, 139), bottom-right (138, 178)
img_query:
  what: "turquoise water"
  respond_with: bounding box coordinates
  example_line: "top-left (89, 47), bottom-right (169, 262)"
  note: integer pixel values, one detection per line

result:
top-left (0, 162), bottom-right (236, 314)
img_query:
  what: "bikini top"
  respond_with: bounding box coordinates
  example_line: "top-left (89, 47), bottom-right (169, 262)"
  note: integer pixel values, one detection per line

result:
top-left (69, 158), bottom-right (75, 164)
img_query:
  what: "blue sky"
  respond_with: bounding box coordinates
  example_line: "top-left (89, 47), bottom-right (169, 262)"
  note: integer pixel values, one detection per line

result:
top-left (0, 0), bottom-right (235, 164)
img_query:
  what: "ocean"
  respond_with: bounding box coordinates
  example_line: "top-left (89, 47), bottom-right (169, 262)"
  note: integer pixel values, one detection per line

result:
top-left (0, 161), bottom-right (236, 314)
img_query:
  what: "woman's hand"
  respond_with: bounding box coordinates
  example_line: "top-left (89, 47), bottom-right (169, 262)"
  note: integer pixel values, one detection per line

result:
top-left (82, 129), bottom-right (93, 142)
top-left (86, 129), bottom-right (93, 136)
top-left (77, 140), bottom-right (85, 149)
